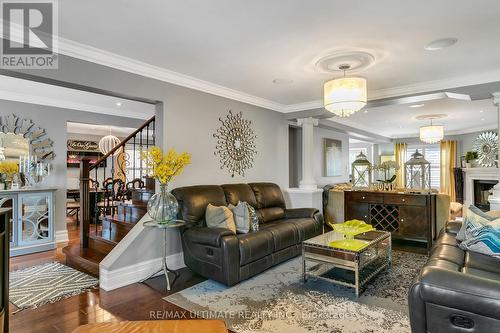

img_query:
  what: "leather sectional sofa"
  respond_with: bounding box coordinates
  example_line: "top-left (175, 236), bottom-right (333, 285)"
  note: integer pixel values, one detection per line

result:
top-left (172, 182), bottom-right (323, 286)
top-left (409, 221), bottom-right (500, 332)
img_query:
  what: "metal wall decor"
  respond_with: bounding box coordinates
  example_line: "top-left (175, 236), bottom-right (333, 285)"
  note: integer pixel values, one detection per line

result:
top-left (0, 114), bottom-right (55, 160)
top-left (213, 110), bottom-right (257, 177)
top-left (473, 131), bottom-right (498, 167)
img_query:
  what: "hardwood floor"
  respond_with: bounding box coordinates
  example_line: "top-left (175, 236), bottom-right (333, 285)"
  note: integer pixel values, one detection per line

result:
top-left (8, 219), bottom-right (206, 333)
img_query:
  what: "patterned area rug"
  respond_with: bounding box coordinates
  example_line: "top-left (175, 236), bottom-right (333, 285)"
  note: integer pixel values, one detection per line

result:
top-left (10, 262), bottom-right (99, 310)
top-left (165, 251), bottom-right (426, 333)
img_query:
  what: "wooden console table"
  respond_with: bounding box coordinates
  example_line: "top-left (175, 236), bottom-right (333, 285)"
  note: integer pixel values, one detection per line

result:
top-left (344, 190), bottom-right (436, 251)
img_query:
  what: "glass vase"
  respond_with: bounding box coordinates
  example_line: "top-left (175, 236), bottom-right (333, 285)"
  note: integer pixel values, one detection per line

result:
top-left (147, 184), bottom-right (179, 225)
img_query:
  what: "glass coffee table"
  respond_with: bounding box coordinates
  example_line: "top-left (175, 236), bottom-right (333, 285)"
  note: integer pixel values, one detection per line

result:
top-left (302, 229), bottom-right (391, 297)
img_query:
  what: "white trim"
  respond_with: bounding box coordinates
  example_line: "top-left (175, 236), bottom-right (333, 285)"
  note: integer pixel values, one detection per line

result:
top-left (99, 252), bottom-right (185, 291)
top-left (50, 35), bottom-right (500, 114)
top-left (55, 229), bottom-right (69, 243)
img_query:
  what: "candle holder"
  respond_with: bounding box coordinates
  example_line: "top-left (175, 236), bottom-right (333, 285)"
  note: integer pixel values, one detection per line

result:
top-left (19, 155), bottom-right (51, 187)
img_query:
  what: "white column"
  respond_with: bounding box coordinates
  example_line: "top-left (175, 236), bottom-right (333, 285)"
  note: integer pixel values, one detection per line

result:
top-left (488, 93), bottom-right (500, 210)
top-left (285, 117), bottom-right (322, 211)
top-left (297, 117), bottom-right (319, 190)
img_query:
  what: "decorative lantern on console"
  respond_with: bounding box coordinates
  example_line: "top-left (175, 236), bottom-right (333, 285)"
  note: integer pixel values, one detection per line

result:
top-left (405, 149), bottom-right (431, 190)
top-left (351, 151), bottom-right (372, 188)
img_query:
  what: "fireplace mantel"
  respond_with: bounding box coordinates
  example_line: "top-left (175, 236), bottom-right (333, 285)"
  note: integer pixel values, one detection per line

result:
top-left (463, 167), bottom-right (499, 208)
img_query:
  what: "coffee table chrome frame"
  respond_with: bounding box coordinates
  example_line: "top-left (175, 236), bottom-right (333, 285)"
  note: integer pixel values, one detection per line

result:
top-left (302, 232), bottom-right (392, 297)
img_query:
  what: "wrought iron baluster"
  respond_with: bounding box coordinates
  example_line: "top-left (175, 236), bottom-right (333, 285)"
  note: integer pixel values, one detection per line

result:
top-left (94, 167), bottom-right (98, 232)
top-left (111, 155), bottom-right (115, 218)
top-left (140, 128), bottom-right (143, 181)
top-left (133, 135), bottom-right (136, 179)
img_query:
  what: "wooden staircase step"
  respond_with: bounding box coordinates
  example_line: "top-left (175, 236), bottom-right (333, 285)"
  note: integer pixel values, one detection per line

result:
top-left (63, 244), bottom-right (107, 277)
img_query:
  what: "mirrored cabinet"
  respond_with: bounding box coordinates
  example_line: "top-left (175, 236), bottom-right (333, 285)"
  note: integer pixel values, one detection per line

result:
top-left (0, 188), bottom-right (56, 256)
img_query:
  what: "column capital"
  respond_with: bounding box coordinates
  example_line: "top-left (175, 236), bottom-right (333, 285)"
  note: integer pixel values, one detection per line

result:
top-left (493, 92), bottom-right (500, 106)
top-left (297, 117), bottom-right (319, 127)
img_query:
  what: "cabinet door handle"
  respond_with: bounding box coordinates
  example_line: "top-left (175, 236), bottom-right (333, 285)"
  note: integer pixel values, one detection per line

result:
top-left (402, 198), bottom-right (406, 202)
top-left (362, 196), bottom-right (366, 200)
top-left (401, 218), bottom-right (405, 222)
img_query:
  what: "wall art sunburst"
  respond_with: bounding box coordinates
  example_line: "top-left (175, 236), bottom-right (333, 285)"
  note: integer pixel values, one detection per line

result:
top-left (213, 111), bottom-right (257, 177)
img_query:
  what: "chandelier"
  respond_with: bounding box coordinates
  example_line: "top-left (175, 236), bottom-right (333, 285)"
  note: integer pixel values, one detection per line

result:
top-left (99, 128), bottom-right (121, 155)
top-left (324, 64), bottom-right (367, 117)
top-left (420, 120), bottom-right (444, 144)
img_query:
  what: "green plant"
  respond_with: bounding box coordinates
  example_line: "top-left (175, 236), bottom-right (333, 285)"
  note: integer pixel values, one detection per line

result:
top-left (465, 151), bottom-right (478, 162)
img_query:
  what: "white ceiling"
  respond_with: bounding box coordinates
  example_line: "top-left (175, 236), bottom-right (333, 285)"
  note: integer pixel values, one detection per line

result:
top-left (0, 76), bottom-right (155, 119)
top-left (331, 98), bottom-right (497, 138)
top-left (57, 0), bottom-right (500, 110)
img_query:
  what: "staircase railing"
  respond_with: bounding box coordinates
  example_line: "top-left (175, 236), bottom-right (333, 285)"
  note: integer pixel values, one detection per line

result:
top-left (79, 116), bottom-right (156, 248)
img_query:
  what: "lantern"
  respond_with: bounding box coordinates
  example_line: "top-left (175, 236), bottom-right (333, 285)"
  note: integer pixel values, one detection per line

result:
top-left (405, 149), bottom-right (431, 190)
top-left (351, 151), bottom-right (372, 188)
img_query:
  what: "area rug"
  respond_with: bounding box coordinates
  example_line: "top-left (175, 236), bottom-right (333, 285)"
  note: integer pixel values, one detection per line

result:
top-left (165, 251), bottom-right (426, 333)
top-left (9, 262), bottom-right (99, 310)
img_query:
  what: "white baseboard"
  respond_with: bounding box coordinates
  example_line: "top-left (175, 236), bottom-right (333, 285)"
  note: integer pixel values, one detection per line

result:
top-left (99, 252), bottom-right (185, 291)
top-left (55, 230), bottom-right (69, 243)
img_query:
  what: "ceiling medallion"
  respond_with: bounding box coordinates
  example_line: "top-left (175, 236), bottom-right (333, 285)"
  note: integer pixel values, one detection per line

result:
top-left (323, 64), bottom-right (367, 117)
top-left (315, 50), bottom-right (375, 75)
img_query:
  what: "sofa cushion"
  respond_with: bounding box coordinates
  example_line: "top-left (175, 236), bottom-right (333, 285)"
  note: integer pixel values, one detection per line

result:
top-left (257, 207), bottom-right (286, 223)
top-left (465, 251), bottom-right (500, 274)
top-left (429, 244), bottom-right (465, 266)
top-left (462, 267), bottom-right (500, 281)
top-left (237, 231), bottom-right (274, 265)
top-left (260, 221), bottom-right (300, 251)
top-left (172, 185), bottom-right (227, 224)
top-left (457, 205), bottom-right (499, 241)
top-left (433, 232), bottom-right (459, 248)
top-left (425, 258), bottom-right (461, 271)
top-left (286, 218), bottom-right (321, 241)
top-left (445, 221), bottom-right (463, 236)
top-left (221, 184), bottom-right (258, 208)
top-left (249, 183), bottom-right (286, 209)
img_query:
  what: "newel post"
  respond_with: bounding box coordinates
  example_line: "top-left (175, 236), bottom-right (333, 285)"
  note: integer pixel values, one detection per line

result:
top-left (80, 158), bottom-right (91, 248)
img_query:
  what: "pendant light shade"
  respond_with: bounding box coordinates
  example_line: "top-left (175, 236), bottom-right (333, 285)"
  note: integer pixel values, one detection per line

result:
top-left (419, 124), bottom-right (444, 144)
top-left (99, 134), bottom-right (121, 155)
top-left (324, 64), bottom-right (367, 117)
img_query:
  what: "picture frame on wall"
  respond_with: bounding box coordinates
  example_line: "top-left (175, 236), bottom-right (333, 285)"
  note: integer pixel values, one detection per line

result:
top-left (323, 138), bottom-right (342, 177)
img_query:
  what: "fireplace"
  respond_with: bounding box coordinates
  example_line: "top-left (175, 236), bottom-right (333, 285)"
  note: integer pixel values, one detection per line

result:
top-left (474, 179), bottom-right (498, 211)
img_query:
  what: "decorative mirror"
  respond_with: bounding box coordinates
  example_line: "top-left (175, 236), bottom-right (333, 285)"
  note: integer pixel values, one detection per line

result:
top-left (324, 138), bottom-right (342, 177)
top-left (0, 114), bottom-right (55, 161)
top-left (473, 131), bottom-right (498, 167)
top-left (213, 110), bottom-right (257, 177)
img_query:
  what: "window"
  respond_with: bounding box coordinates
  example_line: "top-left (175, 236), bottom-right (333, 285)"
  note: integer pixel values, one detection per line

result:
top-left (406, 144), bottom-right (440, 189)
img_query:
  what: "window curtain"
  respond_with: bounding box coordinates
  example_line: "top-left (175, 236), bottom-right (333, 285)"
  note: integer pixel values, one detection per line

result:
top-left (440, 140), bottom-right (457, 201)
top-left (394, 143), bottom-right (407, 188)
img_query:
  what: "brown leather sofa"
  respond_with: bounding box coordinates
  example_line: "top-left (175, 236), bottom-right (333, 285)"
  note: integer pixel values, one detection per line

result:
top-left (409, 221), bottom-right (500, 332)
top-left (172, 183), bottom-right (323, 286)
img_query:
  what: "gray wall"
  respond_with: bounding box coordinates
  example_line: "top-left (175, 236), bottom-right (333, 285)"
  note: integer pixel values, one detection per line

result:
top-left (0, 100), bottom-right (144, 237)
top-left (6, 54), bottom-right (289, 260)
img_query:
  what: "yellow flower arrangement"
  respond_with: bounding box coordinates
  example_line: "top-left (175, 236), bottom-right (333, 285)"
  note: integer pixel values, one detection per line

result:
top-left (0, 161), bottom-right (19, 180)
top-left (141, 146), bottom-right (191, 184)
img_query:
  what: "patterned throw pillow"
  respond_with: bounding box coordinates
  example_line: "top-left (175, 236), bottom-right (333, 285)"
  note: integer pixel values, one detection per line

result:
top-left (456, 205), bottom-right (497, 241)
top-left (458, 206), bottom-right (500, 258)
top-left (247, 204), bottom-right (259, 232)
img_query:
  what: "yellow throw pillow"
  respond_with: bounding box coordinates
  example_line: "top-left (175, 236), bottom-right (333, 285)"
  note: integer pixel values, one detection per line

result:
top-left (205, 204), bottom-right (236, 234)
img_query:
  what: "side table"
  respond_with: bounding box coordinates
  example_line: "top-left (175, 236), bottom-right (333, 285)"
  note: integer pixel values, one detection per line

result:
top-left (141, 219), bottom-right (185, 291)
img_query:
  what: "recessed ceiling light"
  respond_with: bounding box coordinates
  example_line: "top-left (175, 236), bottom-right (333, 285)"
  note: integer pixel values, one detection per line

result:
top-left (409, 104), bottom-right (425, 108)
top-left (424, 38), bottom-right (458, 51)
top-left (273, 78), bottom-right (293, 84)
top-left (116, 102), bottom-right (122, 107)
top-left (481, 118), bottom-right (485, 121)
top-left (363, 110), bottom-right (368, 113)
top-left (480, 110), bottom-right (484, 113)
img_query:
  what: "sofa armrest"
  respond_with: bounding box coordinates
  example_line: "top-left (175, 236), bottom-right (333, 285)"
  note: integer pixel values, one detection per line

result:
top-left (184, 227), bottom-right (235, 247)
top-left (445, 221), bottom-right (462, 235)
top-left (413, 266), bottom-right (500, 319)
top-left (285, 208), bottom-right (319, 219)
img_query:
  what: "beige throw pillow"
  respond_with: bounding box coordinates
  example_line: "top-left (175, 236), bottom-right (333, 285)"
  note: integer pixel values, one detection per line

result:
top-left (206, 204), bottom-right (236, 234)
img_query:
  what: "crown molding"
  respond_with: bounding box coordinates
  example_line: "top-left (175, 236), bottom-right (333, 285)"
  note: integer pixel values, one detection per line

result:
top-left (57, 37), bottom-right (286, 112)
top-left (4, 26), bottom-right (499, 114)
